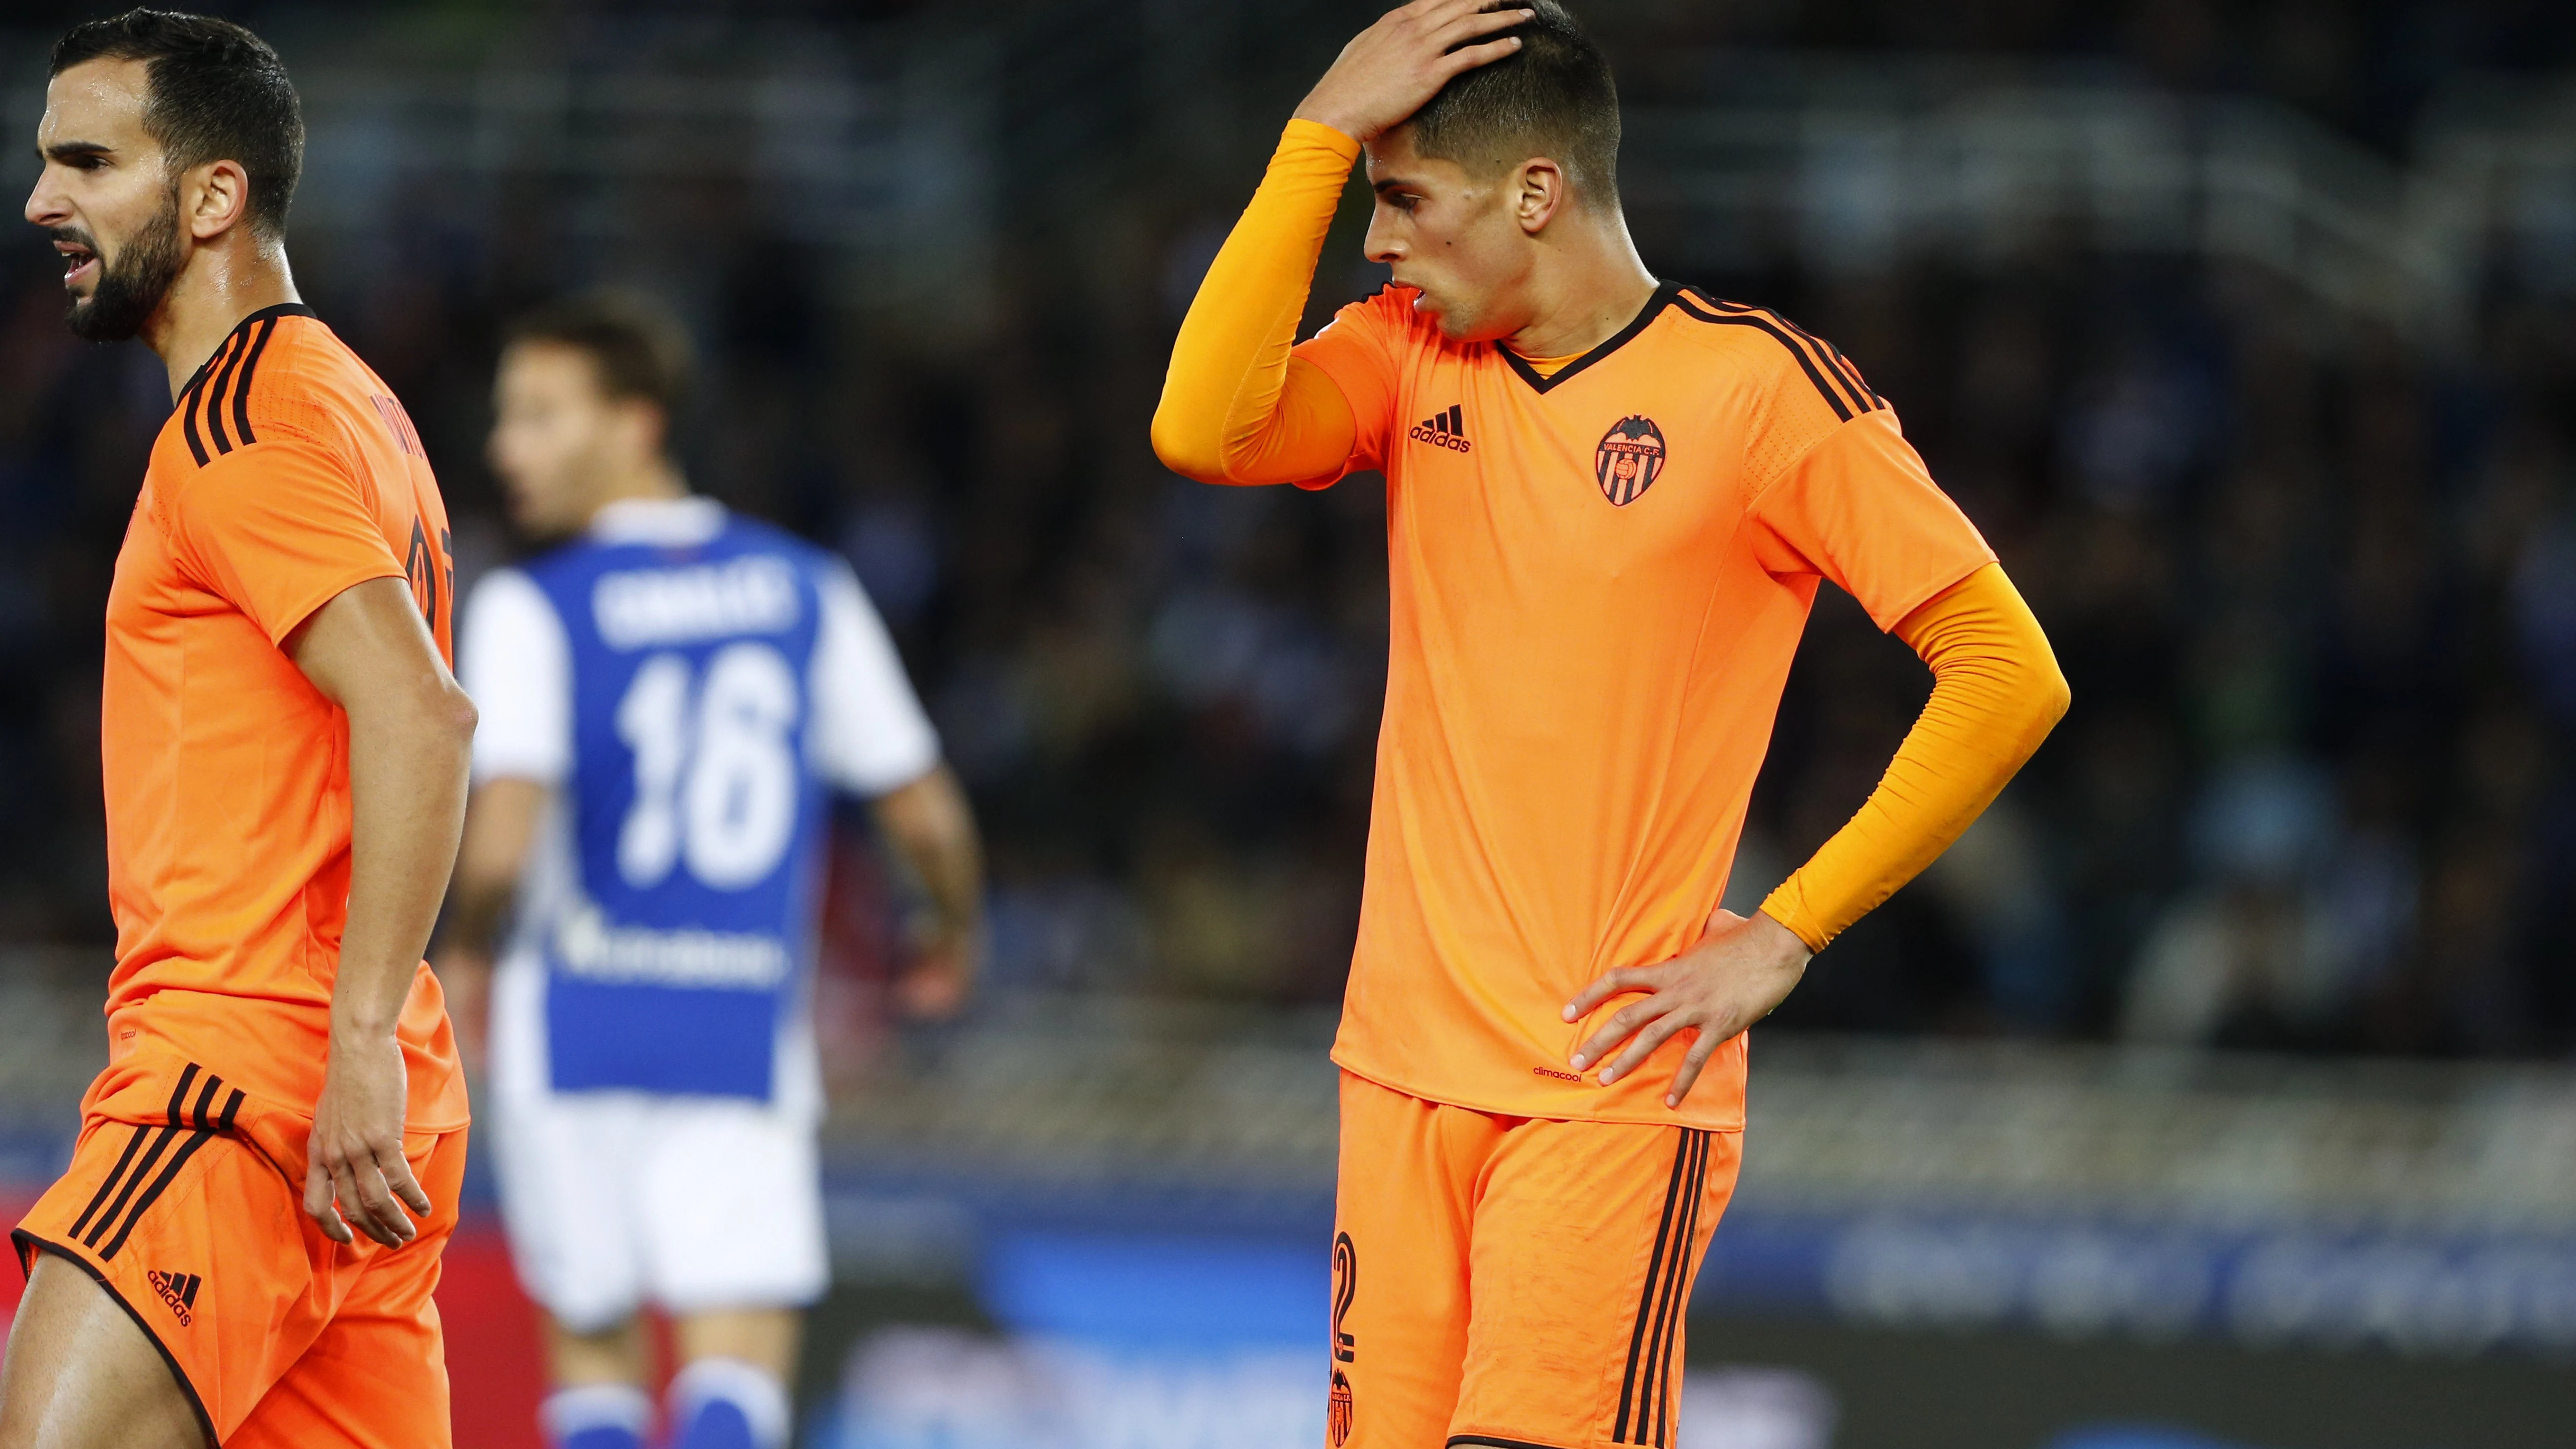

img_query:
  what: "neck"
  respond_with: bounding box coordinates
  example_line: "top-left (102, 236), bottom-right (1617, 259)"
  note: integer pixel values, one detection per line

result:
top-left (1501, 205), bottom-right (1660, 361)
top-left (584, 458), bottom-right (691, 526)
top-left (145, 238), bottom-right (300, 399)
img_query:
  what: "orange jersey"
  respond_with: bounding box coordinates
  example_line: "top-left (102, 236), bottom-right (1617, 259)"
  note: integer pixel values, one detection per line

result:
top-left (1297, 282), bottom-right (1994, 1129)
top-left (99, 304), bottom-right (466, 1132)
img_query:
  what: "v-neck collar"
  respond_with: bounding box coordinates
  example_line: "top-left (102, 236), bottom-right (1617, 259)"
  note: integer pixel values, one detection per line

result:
top-left (1497, 280), bottom-right (1680, 395)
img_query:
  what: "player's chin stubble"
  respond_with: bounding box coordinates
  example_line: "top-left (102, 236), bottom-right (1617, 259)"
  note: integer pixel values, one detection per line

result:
top-left (66, 190), bottom-right (183, 343)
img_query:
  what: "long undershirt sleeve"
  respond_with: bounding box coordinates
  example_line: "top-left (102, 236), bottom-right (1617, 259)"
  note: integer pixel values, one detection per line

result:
top-left (1758, 562), bottom-right (2071, 952)
top-left (1151, 120), bottom-right (1364, 486)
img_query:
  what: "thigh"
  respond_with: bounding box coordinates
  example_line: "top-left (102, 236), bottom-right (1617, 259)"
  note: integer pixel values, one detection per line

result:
top-left (230, 1129), bottom-right (468, 1449)
top-left (491, 1084), bottom-right (645, 1333)
top-left (11, 1087), bottom-right (325, 1444)
top-left (1451, 1123), bottom-right (1742, 1449)
top-left (637, 1102), bottom-right (827, 1316)
top-left (0, 1253), bottom-right (206, 1449)
top-left (1330, 1072), bottom-right (1500, 1449)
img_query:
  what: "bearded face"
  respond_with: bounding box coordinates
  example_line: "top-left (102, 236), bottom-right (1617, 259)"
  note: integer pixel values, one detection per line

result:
top-left (59, 183), bottom-right (184, 343)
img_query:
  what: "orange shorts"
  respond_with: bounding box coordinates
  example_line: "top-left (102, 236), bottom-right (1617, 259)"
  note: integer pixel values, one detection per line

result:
top-left (12, 1048), bottom-right (464, 1449)
top-left (1330, 1070), bottom-right (1741, 1449)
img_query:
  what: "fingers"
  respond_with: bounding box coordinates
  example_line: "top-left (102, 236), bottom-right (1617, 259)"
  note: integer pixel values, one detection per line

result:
top-left (313, 1139), bottom-right (421, 1249)
top-left (349, 1150), bottom-right (419, 1248)
top-left (1430, 2), bottom-right (1531, 43)
top-left (1428, 6), bottom-right (1529, 76)
top-left (304, 1153), bottom-right (353, 1245)
top-left (1434, 34), bottom-right (1524, 82)
top-left (1665, 1032), bottom-right (1719, 1108)
top-left (384, 1148), bottom-right (435, 1220)
top-left (1434, 7), bottom-right (1531, 52)
top-left (1569, 992), bottom-right (1662, 1070)
top-left (1562, 964), bottom-right (1657, 1022)
top-left (1597, 1012), bottom-right (1688, 1086)
top-left (332, 1156), bottom-right (393, 1249)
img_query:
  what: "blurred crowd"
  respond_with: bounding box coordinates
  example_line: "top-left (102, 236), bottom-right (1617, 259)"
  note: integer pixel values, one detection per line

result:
top-left (0, 0), bottom-right (2572, 1059)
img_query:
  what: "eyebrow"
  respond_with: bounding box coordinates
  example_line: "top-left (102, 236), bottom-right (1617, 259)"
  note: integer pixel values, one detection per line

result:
top-left (40, 140), bottom-right (112, 164)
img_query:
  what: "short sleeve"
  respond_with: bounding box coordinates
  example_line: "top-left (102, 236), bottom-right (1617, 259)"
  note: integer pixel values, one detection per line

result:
top-left (809, 559), bottom-right (941, 797)
top-left (1746, 408), bottom-right (1998, 632)
top-left (458, 568), bottom-right (572, 786)
top-left (1293, 287), bottom-right (1415, 474)
top-left (164, 437), bottom-right (405, 645)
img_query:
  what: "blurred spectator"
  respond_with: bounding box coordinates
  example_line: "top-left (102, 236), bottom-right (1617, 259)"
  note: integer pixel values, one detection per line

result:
top-left (0, 0), bottom-right (2572, 1059)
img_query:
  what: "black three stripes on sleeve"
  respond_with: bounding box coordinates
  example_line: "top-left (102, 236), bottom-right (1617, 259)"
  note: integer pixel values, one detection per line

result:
top-left (1672, 290), bottom-right (1883, 423)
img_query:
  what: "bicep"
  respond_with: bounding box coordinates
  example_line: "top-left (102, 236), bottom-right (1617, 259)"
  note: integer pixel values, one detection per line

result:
top-left (285, 575), bottom-right (463, 718)
top-left (171, 440), bottom-right (409, 646)
top-left (1745, 410), bottom-right (1996, 632)
top-left (1214, 356), bottom-right (1364, 487)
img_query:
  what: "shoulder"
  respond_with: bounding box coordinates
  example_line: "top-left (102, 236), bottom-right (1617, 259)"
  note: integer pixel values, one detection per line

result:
top-left (1313, 283), bottom-right (1429, 347)
top-left (1663, 286), bottom-right (1886, 425)
top-left (721, 516), bottom-right (843, 591)
top-left (217, 309), bottom-right (427, 471)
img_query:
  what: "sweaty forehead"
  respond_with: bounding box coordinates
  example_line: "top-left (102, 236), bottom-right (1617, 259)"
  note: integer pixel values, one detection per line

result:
top-left (41, 57), bottom-right (154, 146)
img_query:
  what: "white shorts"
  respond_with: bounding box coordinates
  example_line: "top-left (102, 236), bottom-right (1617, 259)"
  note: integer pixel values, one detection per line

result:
top-left (485, 958), bottom-right (830, 1331)
top-left (488, 1085), bottom-right (830, 1332)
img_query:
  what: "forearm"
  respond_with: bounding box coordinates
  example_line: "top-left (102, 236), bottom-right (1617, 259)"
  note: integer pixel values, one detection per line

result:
top-left (1150, 120), bottom-right (1361, 484)
top-left (438, 778), bottom-right (547, 962)
top-left (873, 766), bottom-right (984, 955)
top-left (1759, 564), bottom-right (2069, 951)
top-left (439, 877), bottom-right (513, 965)
top-left (338, 694), bottom-right (476, 1035)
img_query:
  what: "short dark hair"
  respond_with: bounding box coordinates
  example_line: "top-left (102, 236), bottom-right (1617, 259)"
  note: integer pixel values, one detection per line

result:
top-left (52, 10), bottom-right (303, 241)
top-left (505, 290), bottom-right (696, 422)
top-left (1404, 1), bottom-right (1620, 205)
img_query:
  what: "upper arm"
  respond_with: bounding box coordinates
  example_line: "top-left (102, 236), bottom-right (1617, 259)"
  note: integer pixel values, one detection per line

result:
top-left (809, 561), bottom-right (941, 797)
top-left (1893, 563), bottom-right (2072, 719)
top-left (1215, 357), bottom-right (1363, 488)
top-left (1291, 291), bottom-right (1408, 476)
top-left (283, 575), bottom-right (471, 727)
top-left (168, 436), bottom-right (408, 647)
top-left (1744, 407), bottom-right (1998, 633)
top-left (458, 569), bottom-right (573, 786)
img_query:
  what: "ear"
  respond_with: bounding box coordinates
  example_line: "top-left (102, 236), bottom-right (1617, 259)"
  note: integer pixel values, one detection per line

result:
top-left (182, 158), bottom-right (252, 242)
top-left (1513, 158), bottom-right (1569, 236)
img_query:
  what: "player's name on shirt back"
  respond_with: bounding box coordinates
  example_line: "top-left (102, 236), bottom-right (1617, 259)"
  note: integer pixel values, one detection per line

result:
top-left (593, 553), bottom-right (802, 650)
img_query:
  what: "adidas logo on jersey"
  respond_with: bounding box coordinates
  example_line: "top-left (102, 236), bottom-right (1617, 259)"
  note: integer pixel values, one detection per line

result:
top-left (1409, 404), bottom-right (1471, 453)
top-left (147, 1269), bottom-right (202, 1326)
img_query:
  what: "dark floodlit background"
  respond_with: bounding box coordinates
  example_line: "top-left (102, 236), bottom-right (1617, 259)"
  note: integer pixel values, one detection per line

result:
top-left (3, 3), bottom-right (2576, 1448)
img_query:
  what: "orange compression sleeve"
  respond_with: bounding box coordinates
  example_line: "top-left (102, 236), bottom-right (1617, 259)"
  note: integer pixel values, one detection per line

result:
top-left (1758, 562), bottom-right (2071, 953)
top-left (1150, 120), bottom-right (1362, 487)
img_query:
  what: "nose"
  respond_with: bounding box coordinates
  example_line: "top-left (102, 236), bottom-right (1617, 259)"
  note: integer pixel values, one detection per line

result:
top-left (25, 166), bottom-right (69, 230)
top-left (1363, 204), bottom-right (1403, 266)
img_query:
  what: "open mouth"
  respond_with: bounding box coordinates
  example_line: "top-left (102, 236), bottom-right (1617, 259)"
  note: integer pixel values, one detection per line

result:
top-left (55, 240), bottom-right (98, 290)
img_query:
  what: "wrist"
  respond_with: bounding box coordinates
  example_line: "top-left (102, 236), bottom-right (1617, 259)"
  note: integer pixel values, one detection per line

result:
top-left (330, 1003), bottom-right (403, 1042)
top-left (1284, 112), bottom-right (1366, 152)
top-left (1750, 908), bottom-right (1817, 964)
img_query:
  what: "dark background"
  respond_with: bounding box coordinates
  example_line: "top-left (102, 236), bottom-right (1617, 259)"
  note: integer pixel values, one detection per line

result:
top-left (4, 0), bottom-right (2575, 1054)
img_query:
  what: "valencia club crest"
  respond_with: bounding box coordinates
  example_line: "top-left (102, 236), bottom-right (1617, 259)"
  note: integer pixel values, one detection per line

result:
top-left (1595, 415), bottom-right (1666, 506)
